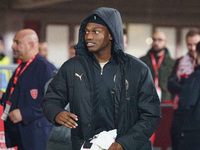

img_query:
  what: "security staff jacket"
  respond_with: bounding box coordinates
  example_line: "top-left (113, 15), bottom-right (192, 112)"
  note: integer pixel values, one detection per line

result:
top-left (3, 54), bottom-right (55, 150)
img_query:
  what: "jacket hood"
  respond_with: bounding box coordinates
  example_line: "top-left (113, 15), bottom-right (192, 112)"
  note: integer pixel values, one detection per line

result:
top-left (74, 7), bottom-right (125, 58)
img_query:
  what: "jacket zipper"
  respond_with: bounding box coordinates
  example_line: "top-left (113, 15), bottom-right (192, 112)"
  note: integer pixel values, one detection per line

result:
top-left (99, 61), bottom-right (109, 75)
top-left (101, 68), bottom-right (103, 75)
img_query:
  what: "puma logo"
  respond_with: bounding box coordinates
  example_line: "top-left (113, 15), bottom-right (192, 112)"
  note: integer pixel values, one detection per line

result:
top-left (75, 73), bottom-right (83, 81)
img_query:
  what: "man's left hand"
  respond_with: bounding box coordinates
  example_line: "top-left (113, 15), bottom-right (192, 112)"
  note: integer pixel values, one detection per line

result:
top-left (8, 109), bottom-right (22, 123)
top-left (108, 141), bottom-right (124, 150)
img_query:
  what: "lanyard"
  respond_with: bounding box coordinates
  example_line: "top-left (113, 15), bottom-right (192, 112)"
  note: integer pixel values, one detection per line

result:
top-left (151, 53), bottom-right (165, 86)
top-left (9, 55), bottom-right (37, 98)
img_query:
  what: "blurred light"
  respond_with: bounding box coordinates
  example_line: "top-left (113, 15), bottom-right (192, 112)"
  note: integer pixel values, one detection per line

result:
top-left (146, 37), bottom-right (153, 45)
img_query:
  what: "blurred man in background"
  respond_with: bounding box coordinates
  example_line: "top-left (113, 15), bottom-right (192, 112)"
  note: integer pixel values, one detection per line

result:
top-left (0, 34), bottom-right (10, 92)
top-left (39, 42), bottom-right (48, 58)
top-left (176, 41), bottom-right (200, 150)
top-left (39, 41), bottom-right (57, 71)
top-left (140, 31), bottom-right (174, 102)
top-left (168, 28), bottom-right (200, 150)
top-left (123, 28), bottom-right (128, 50)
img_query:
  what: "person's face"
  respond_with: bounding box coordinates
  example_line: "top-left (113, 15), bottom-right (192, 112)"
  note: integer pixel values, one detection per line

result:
top-left (123, 34), bottom-right (128, 49)
top-left (152, 32), bottom-right (167, 51)
top-left (84, 23), bottom-right (112, 54)
top-left (0, 40), bottom-right (3, 54)
top-left (187, 34), bottom-right (200, 58)
top-left (39, 43), bottom-right (48, 58)
top-left (12, 32), bottom-right (31, 61)
top-left (39, 48), bottom-right (48, 58)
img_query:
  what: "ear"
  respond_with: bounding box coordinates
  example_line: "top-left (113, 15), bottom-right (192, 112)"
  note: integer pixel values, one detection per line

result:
top-left (109, 34), bottom-right (113, 41)
top-left (29, 42), bottom-right (35, 49)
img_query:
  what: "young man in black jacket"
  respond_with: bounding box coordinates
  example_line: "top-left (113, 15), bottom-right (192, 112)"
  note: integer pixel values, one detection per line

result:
top-left (41, 7), bottom-right (161, 150)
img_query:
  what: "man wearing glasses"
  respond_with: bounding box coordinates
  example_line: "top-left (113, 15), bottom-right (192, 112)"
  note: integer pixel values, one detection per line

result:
top-left (140, 31), bottom-right (174, 102)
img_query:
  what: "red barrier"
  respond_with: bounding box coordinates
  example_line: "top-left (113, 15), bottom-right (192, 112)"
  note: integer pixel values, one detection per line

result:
top-left (152, 103), bottom-right (174, 150)
top-left (0, 106), bottom-right (17, 150)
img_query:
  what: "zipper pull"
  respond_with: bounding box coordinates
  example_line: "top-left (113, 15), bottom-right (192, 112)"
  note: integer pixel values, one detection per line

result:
top-left (101, 68), bottom-right (103, 75)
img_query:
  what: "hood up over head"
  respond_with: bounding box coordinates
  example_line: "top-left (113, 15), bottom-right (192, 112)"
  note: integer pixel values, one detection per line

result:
top-left (74, 7), bottom-right (125, 60)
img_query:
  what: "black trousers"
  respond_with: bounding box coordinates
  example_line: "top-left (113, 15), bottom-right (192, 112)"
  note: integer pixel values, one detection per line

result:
top-left (170, 111), bottom-right (185, 150)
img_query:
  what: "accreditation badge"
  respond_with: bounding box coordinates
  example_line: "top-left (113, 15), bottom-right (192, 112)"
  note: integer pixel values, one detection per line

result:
top-left (156, 86), bottom-right (162, 101)
top-left (1, 101), bottom-right (12, 121)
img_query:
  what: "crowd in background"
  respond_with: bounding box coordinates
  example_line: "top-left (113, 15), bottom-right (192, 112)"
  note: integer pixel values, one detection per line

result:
top-left (0, 7), bottom-right (200, 150)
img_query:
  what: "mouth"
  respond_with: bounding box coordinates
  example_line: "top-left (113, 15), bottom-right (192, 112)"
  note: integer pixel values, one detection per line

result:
top-left (86, 42), bottom-right (95, 47)
top-left (13, 51), bottom-right (18, 55)
top-left (13, 50), bottom-right (19, 56)
top-left (153, 45), bottom-right (159, 50)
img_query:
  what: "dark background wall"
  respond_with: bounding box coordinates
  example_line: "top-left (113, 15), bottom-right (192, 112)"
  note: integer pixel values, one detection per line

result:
top-left (1, 0), bottom-right (200, 63)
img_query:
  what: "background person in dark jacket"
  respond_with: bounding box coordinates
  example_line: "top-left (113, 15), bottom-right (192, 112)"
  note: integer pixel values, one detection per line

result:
top-left (0, 29), bottom-right (54, 150)
top-left (140, 31), bottom-right (174, 102)
top-left (176, 41), bottom-right (200, 150)
top-left (41, 7), bottom-right (161, 150)
top-left (168, 29), bottom-right (200, 150)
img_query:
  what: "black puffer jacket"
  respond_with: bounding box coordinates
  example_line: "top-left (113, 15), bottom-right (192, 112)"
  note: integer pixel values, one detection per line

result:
top-left (178, 65), bottom-right (200, 131)
top-left (41, 7), bottom-right (161, 150)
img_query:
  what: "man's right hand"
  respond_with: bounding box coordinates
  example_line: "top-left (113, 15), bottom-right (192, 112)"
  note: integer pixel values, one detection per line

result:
top-left (55, 111), bottom-right (78, 129)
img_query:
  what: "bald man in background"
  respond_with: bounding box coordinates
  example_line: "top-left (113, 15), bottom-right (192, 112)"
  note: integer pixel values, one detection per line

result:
top-left (0, 29), bottom-right (54, 150)
top-left (39, 42), bottom-right (48, 58)
top-left (38, 42), bottom-right (57, 71)
top-left (140, 31), bottom-right (174, 102)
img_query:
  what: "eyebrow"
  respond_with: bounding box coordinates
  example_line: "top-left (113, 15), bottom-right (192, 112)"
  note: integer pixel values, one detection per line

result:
top-left (13, 39), bottom-right (21, 43)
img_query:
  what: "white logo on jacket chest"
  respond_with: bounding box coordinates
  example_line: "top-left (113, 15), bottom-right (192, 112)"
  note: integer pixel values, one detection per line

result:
top-left (75, 73), bottom-right (83, 81)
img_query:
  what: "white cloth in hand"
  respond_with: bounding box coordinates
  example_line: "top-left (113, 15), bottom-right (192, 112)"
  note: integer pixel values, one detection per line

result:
top-left (80, 129), bottom-right (117, 150)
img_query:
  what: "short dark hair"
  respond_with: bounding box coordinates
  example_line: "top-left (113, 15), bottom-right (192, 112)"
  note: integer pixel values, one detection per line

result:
top-left (186, 29), bottom-right (200, 39)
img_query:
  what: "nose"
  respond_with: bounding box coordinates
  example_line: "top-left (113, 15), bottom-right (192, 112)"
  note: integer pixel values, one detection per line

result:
top-left (85, 32), bottom-right (94, 40)
top-left (11, 42), bottom-right (16, 50)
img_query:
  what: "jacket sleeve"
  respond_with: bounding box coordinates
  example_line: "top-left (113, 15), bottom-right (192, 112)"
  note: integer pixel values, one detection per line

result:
top-left (168, 58), bottom-right (183, 95)
top-left (116, 66), bottom-right (162, 150)
top-left (178, 72), bottom-right (200, 110)
top-left (41, 63), bottom-right (69, 125)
